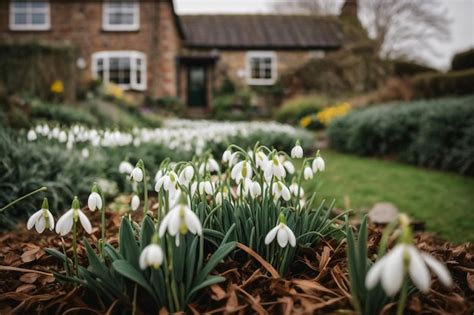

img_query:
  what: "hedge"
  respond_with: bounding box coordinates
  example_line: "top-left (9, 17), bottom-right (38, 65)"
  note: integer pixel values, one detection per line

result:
top-left (412, 69), bottom-right (474, 99)
top-left (392, 60), bottom-right (437, 77)
top-left (327, 96), bottom-right (474, 175)
top-left (275, 95), bottom-right (329, 127)
top-left (451, 48), bottom-right (474, 71)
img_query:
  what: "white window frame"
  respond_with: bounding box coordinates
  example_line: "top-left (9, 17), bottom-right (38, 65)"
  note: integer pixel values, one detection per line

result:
top-left (246, 51), bottom-right (277, 86)
top-left (91, 51), bottom-right (147, 91)
top-left (102, 0), bottom-right (139, 31)
top-left (9, 1), bottom-right (51, 31)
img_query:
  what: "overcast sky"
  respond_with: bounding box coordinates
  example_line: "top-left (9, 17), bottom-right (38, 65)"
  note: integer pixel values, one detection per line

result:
top-left (175, 0), bottom-right (474, 70)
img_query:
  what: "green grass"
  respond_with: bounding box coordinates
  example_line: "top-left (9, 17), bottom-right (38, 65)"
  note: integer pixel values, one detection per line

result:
top-left (304, 150), bottom-right (474, 243)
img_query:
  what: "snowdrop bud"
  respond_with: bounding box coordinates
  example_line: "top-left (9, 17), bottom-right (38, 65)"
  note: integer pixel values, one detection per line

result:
top-left (222, 149), bottom-right (232, 162)
top-left (88, 185), bottom-right (102, 211)
top-left (207, 158), bottom-right (220, 173)
top-left (27, 130), bottom-right (37, 141)
top-left (131, 167), bottom-right (144, 182)
top-left (283, 160), bottom-right (295, 174)
top-left (131, 194), bottom-right (140, 211)
top-left (179, 165), bottom-right (194, 185)
top-left (304, 167), bottom-right (313, 180)
top-left (250, 181), bottom-right (262, 198)
top-left (119, 161), bottom-right (134, 174)
top-left (312, 151), bottom-right (325, 173)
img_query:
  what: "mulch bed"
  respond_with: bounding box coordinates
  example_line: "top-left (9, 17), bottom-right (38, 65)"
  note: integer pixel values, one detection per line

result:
top-left (0, 210), bottom-right (473, 314)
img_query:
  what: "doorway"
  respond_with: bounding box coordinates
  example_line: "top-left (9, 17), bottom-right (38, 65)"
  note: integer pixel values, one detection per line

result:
top-left (187, 65), bottom-right (207, 107)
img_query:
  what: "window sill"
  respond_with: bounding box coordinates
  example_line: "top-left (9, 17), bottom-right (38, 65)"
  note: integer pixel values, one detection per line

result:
top-left (9, 26), bottom-right (51, 31)
top-left (101, 26), bottom-right (140, 32)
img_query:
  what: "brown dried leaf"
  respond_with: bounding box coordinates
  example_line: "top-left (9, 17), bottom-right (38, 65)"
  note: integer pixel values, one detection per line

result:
top-left (15, 284), bottom-right (36, 293)
top-left (19, 273), bottom-right (40, 284)
top-left (210, 284), bottom-right (227, 301)
top-left (21, 248), bottom-right (40, 263)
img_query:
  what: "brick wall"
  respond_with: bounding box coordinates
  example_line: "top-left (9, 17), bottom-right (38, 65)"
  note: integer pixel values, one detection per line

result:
top-left (0, 0), bottom-right (182, 99)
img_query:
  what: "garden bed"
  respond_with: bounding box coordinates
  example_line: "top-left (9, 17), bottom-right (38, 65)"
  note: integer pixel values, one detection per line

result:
top-left (0, 208), bottom-right (472, 314)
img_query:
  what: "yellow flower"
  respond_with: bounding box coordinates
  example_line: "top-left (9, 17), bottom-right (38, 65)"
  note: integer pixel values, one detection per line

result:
top-left (316, 102), bottom-right (352, 125)
top-left (105, 83), bottom-right (123, 100)
top-left (50, 80), bottom-right (64, 94)
top-left (300, 115), bottom-right (313, 128)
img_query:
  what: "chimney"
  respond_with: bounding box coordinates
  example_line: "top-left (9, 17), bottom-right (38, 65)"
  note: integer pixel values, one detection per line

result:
top-left (340, 0), bottom-right (358, 17)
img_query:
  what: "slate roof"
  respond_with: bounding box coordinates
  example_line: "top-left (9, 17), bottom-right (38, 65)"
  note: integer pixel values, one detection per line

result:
top-left (180, 15), bottom-right (344, 49)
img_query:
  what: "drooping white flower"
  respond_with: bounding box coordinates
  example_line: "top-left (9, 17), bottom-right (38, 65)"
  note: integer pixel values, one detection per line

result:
top-left (215, 187), bottom-right (230, 205)
top-left (55, 197), bottom-right (92, 235)
top-left (231, 161), bottom-right (252, 183)
top-left (88, 191), bottom-right (102, 211)
top-left (154, 170), bottom-right (163, 183)
top-left (81, 148), bottom-right (89, 158)
top-left (312, 156), bottom-right (325, 173)
top-left (289, 183), bottom-right (304, 198)
top-left (255, 151), bottom-right (269, 170)
top-left (27, 130), bottom-right (37, 141)
top-left (131, 194), bottom-right (140, 211)
top-left (250, 181), bottom-right (262, 198)
top-left (365, 244), bottom-right (452, 296)
top-left (178, 165), bottom-right (194, 186)
top-left (131, 167), bottom-right (144, 182)
top-left (264, 156), bottom-right (286, 180)
top-left (27, 198), bottom-right (54, 234)
top-left (291, 144), bottom-right (303, 159)
top-left (222, 149), bottom-right (232, 163)
top-left (199, 158), bottom-right (220, 175)
top-left (303, 166), bottom-right (313, 180)
top-left (283, 160), bottom-right (295, 174)
top-left (264, 214), bottom-right (296, 248)
top-left (119, 161), bottom-right (134, 174)
top-left (272, 181), bottom-right (291, 201)
top-left (158, 201), bottom-right (202, 246)
top-left (139, 243), bottom-right (164, 270)
top-left (155, 171), bottom-right (179, 196)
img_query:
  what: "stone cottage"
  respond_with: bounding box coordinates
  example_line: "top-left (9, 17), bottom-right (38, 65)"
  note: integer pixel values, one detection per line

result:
top-left (0, 0), bottom-right (351, 107)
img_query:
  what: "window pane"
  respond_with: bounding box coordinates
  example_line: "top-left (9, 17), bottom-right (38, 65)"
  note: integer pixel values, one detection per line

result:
top-left (264, 68), bottom-right (272, 79)
top-left (136, 70), bottom-right (141, 84)
top-left (109, 57), bottom-right (131, 85)
top-left (13, 2), bottom-right (28, 9)
top-left (109, 12), bottom-right (134, 25)
top-left (14, 13), bottom-right (28, 24)
top-left (31, 2), bottom-right (47, 9)
top-left (31, 13), bottom-right (46, 24)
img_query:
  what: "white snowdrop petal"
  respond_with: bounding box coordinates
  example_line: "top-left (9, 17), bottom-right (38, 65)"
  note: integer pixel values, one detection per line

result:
top-left (421, 253), bottom-right (453, 287)
top-left (285, 225), bottom-right (297, 247)
top-left (407, 246), bottom-right (431, 293)
top-left (47, 210), bottom-right (55, 230)
top-left (168, 209), bottom-right (181, 236)
top-left (185, 209), bottom-right (202, 235)
top-left (365, 257), bottom-right (386, 289)
top-left (78, 210), bottom-right (92, 234)
top-left (381, 245), bottom-right (405, 296)
top-left (27, 210), bottom-right (42, 230)
top-left (139, 248), bottom-right (148, 270)
top-left (56, 209), bottom-right (74, 235)
top-left (264, 226), bottom-right (279, 245)
top-left (158, 211), bottom-right (172, 237)
top-left (35, 216), bottom-right (46, 233)
top-left (277, 228), bottom-right (289, 247)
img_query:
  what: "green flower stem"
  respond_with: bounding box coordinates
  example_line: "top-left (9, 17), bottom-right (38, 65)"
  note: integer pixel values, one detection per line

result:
top-left (396, 279), bottom-right (408, 315)
top-left (166, 239), bottom-right (181, 311)
top-left (99, 190), bottom-right (106, 257)
top-left (72, 213), bottom-right (79, 276)
top-left (142, 168), bottom-right (148, 214)
top-left (0, 186), bottom-right (47, 213)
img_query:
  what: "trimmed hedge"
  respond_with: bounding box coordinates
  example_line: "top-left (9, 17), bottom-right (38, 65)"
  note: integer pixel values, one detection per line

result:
top-left (392, 60), bottom-right (437, 77)
top-left (327, 96), bottom-right (474, 175)
top-left (412, 69), bottom-right (474, 99)
top-left (451, 48), bottom-right (474, 71)
top-left (275, 95), bottom-right (328, 126)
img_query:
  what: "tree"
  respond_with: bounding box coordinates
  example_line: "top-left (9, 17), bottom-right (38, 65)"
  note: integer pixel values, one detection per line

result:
top-left (271, 0), bottom-right (342, 15)
top-left (359, 0), bottom-right (450, 61)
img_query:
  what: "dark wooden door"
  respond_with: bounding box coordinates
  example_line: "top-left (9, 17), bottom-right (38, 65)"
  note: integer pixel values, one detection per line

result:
top-left (187, 66), bottom-right (207, 107)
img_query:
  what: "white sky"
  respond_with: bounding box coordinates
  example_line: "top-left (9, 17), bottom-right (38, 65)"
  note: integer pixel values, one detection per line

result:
top-left (175, 0), bottom-right (474, 70)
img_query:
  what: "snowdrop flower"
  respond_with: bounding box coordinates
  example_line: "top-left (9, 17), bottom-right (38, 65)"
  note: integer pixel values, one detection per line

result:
top-left (154, 170), bottom-right (163, 183)
top-left (192, 180), bottom-right (214, 196)
top-left (119, 161), bottom-right (134, 174)
top-left (158, 198), bottom-right (202, 246)
top-left (222, 149), bottom-right (232, 163)
top-left (56, 197), bottom-right (92, 236)
top-left (139, 242), bottom-right (164, 270)
top-left (366, 244), bottom-right (452, 296)
top-left (81, 148), bottom-right (89, 158)
top-left (131, 194), bottom-right (140, 211)
top-left (215, 187), bottom-right (230, 205)
top-left (264, 156), bottom-right (286, 180)
top-left (249, 181), bottom-right (262, 198)
top-left (255, 151), bottom-right (269, 170)
top-left (272, 181), bottom-right (291, 201)
top-left (303, 166), bottom-right (313, 180)
top-left (131, 167), bottom-right (144, 182)
top-left (312, 151), bottom-right (325, 173)
top-left (291, 142), bottom-right (303, 159)
top-left (27, 198), bottom-right (54, 233)
top-left (264, 214), bottom-right (296, 248)
top-left (58, 131), bottom-right (67, 143)
top-left (88, 184), bottom-right (102, 211)
top-left (231, 161), bottom-right (252, 183)
top-left (178, 165), bottom-right (194, 186)
top-left (283, 160), bottom-right (295, 174)
top-left (27, 130), bottom-right (37, 141)
top-left (289, 183), bottom-right (304, 198)
top-left (199, 158), bottom-right (220, 174)
top-left (155, 171), bottom-right (179, 196)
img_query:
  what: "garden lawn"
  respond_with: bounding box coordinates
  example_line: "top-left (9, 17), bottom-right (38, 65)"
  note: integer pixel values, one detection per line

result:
top-left (304, 150), bottom-right (474, 243)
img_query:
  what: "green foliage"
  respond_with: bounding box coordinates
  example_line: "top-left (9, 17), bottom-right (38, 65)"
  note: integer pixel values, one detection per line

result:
top-left (31, 101), bottom-right (98, 126)
top-left (0, 129), bottom-right (100, 228)
top-left (451, 48), bottom-right (474, 71)
top-left (215, 76), bottom-right (236, 96)
top-left (0, 42), bottom-right (77, 101)
top-left (212, 90), bottom-right (255, 120)
top-left (392, 60), bottom-right (438, 77)
top-left (346, 216), bottom-right (392, 315)
top-left (275, 95), bottom-right (328, 127)
top-left (327, 96), bottom-right (474, 175)
top-left (412, 69), bottom-right (474, 99)
top-left (47, 216), bottom-right (236, 313)
top-left (145, 96), bottom-right (185, 116)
